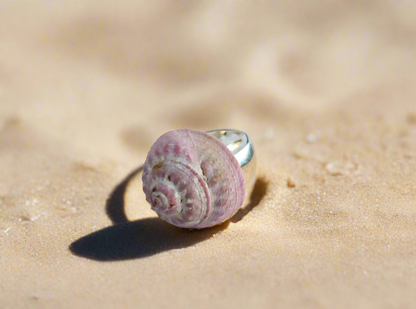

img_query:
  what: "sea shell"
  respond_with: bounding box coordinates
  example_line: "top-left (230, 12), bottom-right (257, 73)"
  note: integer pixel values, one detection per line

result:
top-left (142, 129), bottom-right (246, 229)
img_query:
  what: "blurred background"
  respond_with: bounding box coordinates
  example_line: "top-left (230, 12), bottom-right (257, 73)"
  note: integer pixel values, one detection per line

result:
top-left (1, 0), bottom-right (416, 167)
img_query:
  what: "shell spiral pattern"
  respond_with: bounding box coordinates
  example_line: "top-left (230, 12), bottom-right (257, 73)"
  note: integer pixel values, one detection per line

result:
top-left (142, 129), bottom-right (246, 229)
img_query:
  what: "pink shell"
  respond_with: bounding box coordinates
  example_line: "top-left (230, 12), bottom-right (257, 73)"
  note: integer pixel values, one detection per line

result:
top-left (142, 129), bottom-right (245, 228)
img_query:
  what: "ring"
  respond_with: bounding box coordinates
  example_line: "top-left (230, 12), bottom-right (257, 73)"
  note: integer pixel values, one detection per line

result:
top-left (206, 129), bottom-right (256, 190)
top-left (141, 128), bottom-right (256, 228)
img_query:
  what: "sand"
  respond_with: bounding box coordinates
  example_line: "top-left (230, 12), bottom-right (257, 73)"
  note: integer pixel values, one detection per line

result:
top-left (1, 1), bottom-right (416, 308)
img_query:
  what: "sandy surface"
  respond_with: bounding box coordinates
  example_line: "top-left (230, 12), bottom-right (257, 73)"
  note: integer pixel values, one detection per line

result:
top-left (1, 1), bottom-right (416, 308)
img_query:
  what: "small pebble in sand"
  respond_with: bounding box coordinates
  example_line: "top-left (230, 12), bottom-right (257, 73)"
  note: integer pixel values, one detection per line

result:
top-left (305, 133), bottom-right (317, 143)
top-left (18, 214), bottom-right (31, 222)
top-left (18, 213), bottom-right (40, 222)
top-left (325, 160), bottom-right (356, 176)
top-left (1, 227), bottom-right (11, 236)
top-left (287, 177), bottom-right (296, 188)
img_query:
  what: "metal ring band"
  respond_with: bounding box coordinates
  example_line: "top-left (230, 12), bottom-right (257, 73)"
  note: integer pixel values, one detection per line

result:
top-left (206, 129), bottom-right (256, 190)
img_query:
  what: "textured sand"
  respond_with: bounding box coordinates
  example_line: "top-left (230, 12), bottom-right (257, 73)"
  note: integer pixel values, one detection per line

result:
top-left (1, 1), bottom-right (416, 308)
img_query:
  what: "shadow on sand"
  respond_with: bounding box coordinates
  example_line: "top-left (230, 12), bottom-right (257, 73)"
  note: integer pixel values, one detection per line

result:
top-left (70, 166), bottom-right (267, 261)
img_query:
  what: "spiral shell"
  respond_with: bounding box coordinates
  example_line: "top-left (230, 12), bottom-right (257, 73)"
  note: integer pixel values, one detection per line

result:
top-left (142, 129), bottom-right (245, 229)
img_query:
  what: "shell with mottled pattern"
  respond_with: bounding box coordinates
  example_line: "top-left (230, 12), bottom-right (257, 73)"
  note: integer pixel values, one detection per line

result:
top-left (142, 129), bottom-right (245, 229)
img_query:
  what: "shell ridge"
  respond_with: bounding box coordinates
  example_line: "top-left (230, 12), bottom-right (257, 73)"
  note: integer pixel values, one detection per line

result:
top-left (150, 158), bottom-right (211, 227)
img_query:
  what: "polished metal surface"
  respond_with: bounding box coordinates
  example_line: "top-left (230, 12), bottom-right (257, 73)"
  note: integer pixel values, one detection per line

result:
top-left (206, 129), bottom-right (256, 188)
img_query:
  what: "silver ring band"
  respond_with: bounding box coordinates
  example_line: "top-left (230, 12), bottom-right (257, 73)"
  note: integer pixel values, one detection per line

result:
top-left (206, 129), bottom-right (256, 190)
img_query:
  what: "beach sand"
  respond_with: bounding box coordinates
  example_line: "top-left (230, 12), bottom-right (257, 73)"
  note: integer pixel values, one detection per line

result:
top-left (1, 1), bottom-right (416, 308)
